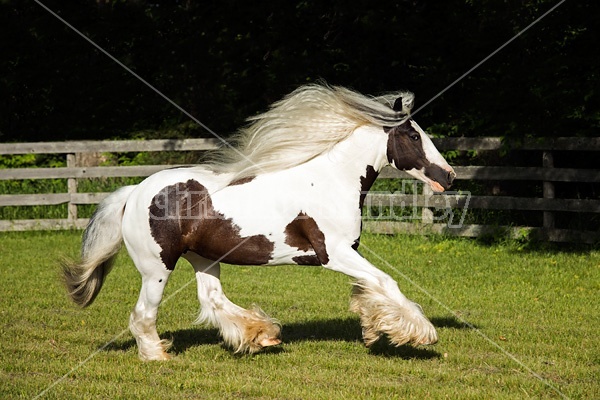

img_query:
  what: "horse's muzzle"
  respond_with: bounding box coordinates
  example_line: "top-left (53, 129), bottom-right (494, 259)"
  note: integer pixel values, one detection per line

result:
top-left (425, 164), bottom-right (455, 190)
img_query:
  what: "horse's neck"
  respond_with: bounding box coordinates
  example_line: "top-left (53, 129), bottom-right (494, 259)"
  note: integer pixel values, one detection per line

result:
top-left (321, 126), bottom-right (389, 188)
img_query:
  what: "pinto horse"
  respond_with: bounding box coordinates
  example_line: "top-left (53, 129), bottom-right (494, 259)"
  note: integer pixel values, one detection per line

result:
top-left (63, 84), bottom-right (455, 360)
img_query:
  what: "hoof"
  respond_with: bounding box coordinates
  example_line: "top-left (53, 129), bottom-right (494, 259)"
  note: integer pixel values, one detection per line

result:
top-left (138, 339), bottom-right (173, 361)
top-left (420, 334), bottom-right (438, 346)
top-left (259, 337), bottom-right (282, 347)
top-left (139, 350), bottom-right (172, 361)
top-left (247, 323), bottom-right (282, 353)
top-left (232, 306), bottom-right (282, 353)
top-left (155, 351), bottom-right (172, 361)
top-left (350, 281), bottom-right (438, 348)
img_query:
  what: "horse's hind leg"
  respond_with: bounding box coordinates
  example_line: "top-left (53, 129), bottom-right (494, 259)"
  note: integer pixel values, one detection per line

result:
top-left (183, 252), bottom-right (281, 353)
top-left (125, 248), bottom-right (173, 361)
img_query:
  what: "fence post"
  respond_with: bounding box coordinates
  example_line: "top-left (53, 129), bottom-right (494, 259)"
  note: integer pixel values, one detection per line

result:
top-left (66, 153), bottom-right (78, 223)
top-left (542, 151), bottom-right (555, 229)
top-left (422, 182), bottom-right (434, 224)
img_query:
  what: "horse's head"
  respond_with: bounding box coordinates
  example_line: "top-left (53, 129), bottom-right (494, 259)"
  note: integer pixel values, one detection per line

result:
top-left (386, 95), bottom-right (456, 193)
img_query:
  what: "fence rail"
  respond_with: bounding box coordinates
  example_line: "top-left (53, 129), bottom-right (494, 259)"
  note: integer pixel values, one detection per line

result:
top-left (0, 138), bottom-right (218, 154)
top-left (1, 137), bottom-right (598, 243)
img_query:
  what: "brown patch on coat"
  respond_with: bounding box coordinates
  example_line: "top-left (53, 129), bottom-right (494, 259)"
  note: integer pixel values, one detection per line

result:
top-left (291, 255), bottom-right (321, 265)
top-left (149, 179), bottom-right (274, 270)
top-left (284, 212), bottom-right (329, 265)
top-left (228, 176), bottom-right (256, 186)
top-left (359, 165), bottom-right (378, 210)
top-left (350, 165), bottom-right (378, 252)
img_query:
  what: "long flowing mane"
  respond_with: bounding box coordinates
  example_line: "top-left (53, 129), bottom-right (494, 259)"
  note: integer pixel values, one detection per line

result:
top-left (207, 83), bottom-right (414, 181)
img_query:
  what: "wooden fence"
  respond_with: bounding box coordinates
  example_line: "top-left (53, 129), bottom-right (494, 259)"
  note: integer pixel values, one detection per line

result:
top-left (1, 137), bottom-right (599, 243)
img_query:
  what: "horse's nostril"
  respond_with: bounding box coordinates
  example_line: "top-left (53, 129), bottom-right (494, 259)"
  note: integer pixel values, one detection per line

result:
top-left (447, 171), bottom-right (455, 184)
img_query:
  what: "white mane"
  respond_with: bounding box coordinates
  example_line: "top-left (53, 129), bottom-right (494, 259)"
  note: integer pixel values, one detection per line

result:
top-left (207, 83), bottom-right (414, 181)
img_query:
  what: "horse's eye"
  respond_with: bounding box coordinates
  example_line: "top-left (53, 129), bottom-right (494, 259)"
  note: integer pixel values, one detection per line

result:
top-left (410, 134), bottom-right (420, 141)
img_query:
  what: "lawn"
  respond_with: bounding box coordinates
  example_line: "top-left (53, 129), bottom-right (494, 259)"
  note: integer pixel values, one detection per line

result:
top-left (0, 230), bottom-right (598, 399)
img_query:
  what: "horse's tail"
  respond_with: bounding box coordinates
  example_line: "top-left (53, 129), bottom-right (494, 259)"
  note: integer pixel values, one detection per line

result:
top-left (62, 185), bottom-right (137, 307)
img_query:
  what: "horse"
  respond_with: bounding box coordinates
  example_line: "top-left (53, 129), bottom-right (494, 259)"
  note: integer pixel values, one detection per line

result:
top-left (62, 83), bottom-right (456, 361)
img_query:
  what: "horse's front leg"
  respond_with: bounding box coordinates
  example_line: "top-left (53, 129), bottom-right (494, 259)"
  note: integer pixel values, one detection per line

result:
top-left (324, 244), bottom-right (437, 347)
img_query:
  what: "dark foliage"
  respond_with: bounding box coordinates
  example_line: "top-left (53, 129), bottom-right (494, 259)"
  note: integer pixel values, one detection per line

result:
top-left (1, 0), bottom-right (598, 141)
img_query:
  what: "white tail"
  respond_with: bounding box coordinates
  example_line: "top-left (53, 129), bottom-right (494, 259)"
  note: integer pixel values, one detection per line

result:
top-left (62, 185), bottom-right (137, 307)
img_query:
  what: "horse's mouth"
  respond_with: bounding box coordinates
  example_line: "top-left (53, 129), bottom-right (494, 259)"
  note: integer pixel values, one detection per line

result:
top-left (424, 164), bottom-right (455, 192)
top-left (429, 180), bottom-right (446, 193)
top-left (406, 168), bottom-right (450, 193)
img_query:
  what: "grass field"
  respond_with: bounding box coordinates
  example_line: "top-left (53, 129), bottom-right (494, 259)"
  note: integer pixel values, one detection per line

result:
top-left (0, 230), bottom-right (598, 399)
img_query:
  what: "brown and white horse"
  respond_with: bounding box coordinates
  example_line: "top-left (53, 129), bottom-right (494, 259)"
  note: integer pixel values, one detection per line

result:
top-left (63, 84), bottom-right (455, 360)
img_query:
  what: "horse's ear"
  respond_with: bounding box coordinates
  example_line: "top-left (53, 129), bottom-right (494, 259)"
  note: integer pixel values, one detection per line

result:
top-left (393, 92), bottom-right (415, 114)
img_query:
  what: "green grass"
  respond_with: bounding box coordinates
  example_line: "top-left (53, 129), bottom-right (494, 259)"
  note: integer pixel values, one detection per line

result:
top-left (0, 231), bottom-right (598, 399)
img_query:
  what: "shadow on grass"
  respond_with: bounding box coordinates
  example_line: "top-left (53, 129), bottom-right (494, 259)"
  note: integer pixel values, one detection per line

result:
top-left (368, 338), bottom-right (439, 359)
top-left (102, 327), bottom-right (221, 355)
top-left (430, 315), bottom-right (478, 330)
top-left (103, 316), bottom-right (476, 360)
top-left (470, 228), bottom-right (597, 254)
